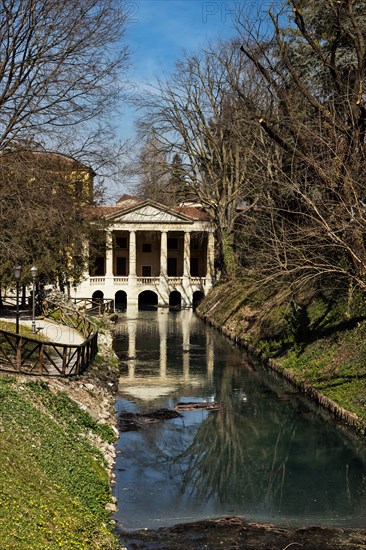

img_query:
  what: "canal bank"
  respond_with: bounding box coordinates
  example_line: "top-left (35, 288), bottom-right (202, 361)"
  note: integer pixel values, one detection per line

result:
top-left (196, 281), bottom-right (366, 434)
top-left (0, 320), bottom-right (122, 550)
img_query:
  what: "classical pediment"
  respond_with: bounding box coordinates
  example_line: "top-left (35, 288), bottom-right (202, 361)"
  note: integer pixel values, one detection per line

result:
top-left (106, 201), bottom-right (194, 224)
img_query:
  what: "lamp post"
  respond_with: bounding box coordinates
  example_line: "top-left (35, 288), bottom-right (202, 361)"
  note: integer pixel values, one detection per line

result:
top-left (13, 265), bottom-right (22, 335)
top-left (30, 266), bottom-right (38, 334)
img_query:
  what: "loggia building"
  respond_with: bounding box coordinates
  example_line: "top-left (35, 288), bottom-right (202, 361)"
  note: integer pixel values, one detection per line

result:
top-left (76, 194), bottom-right (215, 309)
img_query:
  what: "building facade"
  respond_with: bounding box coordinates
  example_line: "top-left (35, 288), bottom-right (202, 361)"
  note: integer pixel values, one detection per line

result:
top-left (75, 195), bottom-right (215, 309)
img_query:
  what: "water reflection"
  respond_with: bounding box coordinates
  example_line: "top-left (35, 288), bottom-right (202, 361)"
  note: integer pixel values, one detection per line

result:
top-left (113, 310), bottom-right (366, 529)
top-left (114, 309), bottom-right (214, 403)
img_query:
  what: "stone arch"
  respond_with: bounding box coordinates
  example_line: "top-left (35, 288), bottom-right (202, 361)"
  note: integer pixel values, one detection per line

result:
top-left (138, 290), bottom-right (158, 310)
top-left (169, 290), bottom-right (181, 309)
top-left (115, 290), bottom-right (127, 311)
top-left (192, 290), bottom-right (204, 309)
top-left (92, 290), bottom-right (104, 303)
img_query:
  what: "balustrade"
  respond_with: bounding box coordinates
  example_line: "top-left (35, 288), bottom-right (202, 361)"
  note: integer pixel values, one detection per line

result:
top-left (114, 277), bottom-right (129, 285)
top-left (90, 277), bottom-right (106, 285)
top-left (137, 276), bottom-right (160, 286)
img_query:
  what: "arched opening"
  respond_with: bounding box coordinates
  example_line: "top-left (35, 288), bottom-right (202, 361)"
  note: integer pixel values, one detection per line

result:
top-left (92, 290), bottom-right (104, 303)
top-left (169, 290), bottom-right (181, 309)
top-left (192, 290), bottom-right (204, 309)
top-left (138, 290), bottom-right (158, 310)
top-left (115, 290), bottom-right (127, 311)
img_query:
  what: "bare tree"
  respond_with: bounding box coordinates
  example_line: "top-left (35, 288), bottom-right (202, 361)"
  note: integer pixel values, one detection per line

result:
top-left (133, 135), bottom-right (171, 203)
top-left (131, 137), bottom-right (189, 206)
top-left (0, 0), bottom-right (131, 294)
top-left (0, 151), bottom-right (108, 295)
top-left (0, 0), bottom-right (129, 153)
top-left (235, 0), bottom-right (366, 304)
top-left (136, 41), bottom-right (263, 276)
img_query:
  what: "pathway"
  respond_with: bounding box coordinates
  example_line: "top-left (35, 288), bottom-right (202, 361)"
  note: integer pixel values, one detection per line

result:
top-left (0, 313), bottom-right (85, 345)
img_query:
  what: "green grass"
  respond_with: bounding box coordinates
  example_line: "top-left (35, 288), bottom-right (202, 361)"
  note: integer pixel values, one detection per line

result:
top-left (278, 321), bottom-right (366, 425)
top-left (0, 378), bottom-right (120, 549)
top-left (92, 352), bottom-right (119, 371)
top-left (0, 320), bottom-right (48, 341)
top-left (201, 283), bottom-right (366, 430)
top-left (252, 292), bottom-right (366, 425)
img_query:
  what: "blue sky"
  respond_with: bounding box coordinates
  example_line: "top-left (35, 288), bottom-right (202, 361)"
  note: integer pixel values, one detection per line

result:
top-left (118, 0), bottom-right (241, 142)
top-left (112, 0), bottom-right (273, 197)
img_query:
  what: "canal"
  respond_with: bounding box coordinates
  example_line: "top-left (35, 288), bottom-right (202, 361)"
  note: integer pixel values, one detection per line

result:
top-left (113, 309), bottom-right (366, 531)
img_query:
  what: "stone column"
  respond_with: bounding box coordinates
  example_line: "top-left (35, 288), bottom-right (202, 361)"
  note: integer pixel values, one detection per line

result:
top-left (158, 309), bottom-right (168, 379)
top-left (183, 231), bottom-right (191, 278)
top-left (127, 316), bottom-right (136, 379)
top-left (181, 310), bottom-right (192, 380)
top-left (206, 231), bottom-right (215, 282)
top-left (129, 230), bottom-right (136, 278)
top-left (105, 230), bottom-right (113, 277)
top-left (160, 231), bottom-right (167, 278)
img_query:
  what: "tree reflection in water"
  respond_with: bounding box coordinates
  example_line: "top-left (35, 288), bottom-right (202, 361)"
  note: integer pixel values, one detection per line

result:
top-left (162, 361), bottom-right (298, 513)
top-left (115, 311), bottom-right (366, 528)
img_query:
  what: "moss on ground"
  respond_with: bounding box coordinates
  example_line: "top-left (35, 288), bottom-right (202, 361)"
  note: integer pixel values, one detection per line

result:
top-left (0, 377), bottom-right (120, 550)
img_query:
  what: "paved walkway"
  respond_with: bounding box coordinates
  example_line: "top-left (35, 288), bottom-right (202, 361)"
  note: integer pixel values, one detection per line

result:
top-left (0, 313), bottom-right (85, 346)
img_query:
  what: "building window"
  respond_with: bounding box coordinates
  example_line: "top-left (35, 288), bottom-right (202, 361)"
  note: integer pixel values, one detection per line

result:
top-left (142, 243), bottom-right (152, 253)
top-left (190, 257), bottom-right (199, 276)
top-left (167, 238), bottom-right (178, 250)
top-left (142, 265), bottom-right (152, 277)
top-left (116, 257), bottom-right (127, 276)
top-left (115, 237), bottom-right (127, 249)
top-left (191, 237), bottom-right (200, 250)
top-left (167, 258), bottom-right (177, 276)
top-left (90, 256), bottom-right (105, 276)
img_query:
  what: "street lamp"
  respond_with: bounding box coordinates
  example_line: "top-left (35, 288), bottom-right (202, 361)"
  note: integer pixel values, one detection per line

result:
top-left (13, 264), bottom-right (22, 335)
top-left (30, 266), bottom-right (38, 334)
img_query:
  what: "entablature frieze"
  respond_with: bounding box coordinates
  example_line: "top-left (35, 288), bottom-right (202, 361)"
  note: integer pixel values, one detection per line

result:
top-left (108, 222), bottom-right (212, 233)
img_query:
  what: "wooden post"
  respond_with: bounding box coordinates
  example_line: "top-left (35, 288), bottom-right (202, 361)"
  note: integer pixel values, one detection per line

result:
top-left (16, 336), bottom-right (22, 372)
top-left (62, 347), bottom-right (67, 376)
top-left (39, 343), bottom-right (44, 373)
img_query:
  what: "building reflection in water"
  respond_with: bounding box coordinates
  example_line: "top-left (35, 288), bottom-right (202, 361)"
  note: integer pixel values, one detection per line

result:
top-left (114, 308), bottom-right (215, 404)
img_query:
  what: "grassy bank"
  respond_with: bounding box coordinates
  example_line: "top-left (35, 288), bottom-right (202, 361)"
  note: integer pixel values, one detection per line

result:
top-left (0, 375), bottom-right (120, 550)
top-left (197, 282), bottom-right (366, 433)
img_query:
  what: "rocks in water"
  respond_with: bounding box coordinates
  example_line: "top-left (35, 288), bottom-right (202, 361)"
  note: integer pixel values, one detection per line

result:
top-left (118, 408), bottom-right (182, 432)
top-left (147, 408), bottom-right (183, 420)
top-left (175, 402), bottom-right (220, 411)
top-left (118, 402), bottom-right (220, 432)
top-left (115, 516), bottom-right (366, 549)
